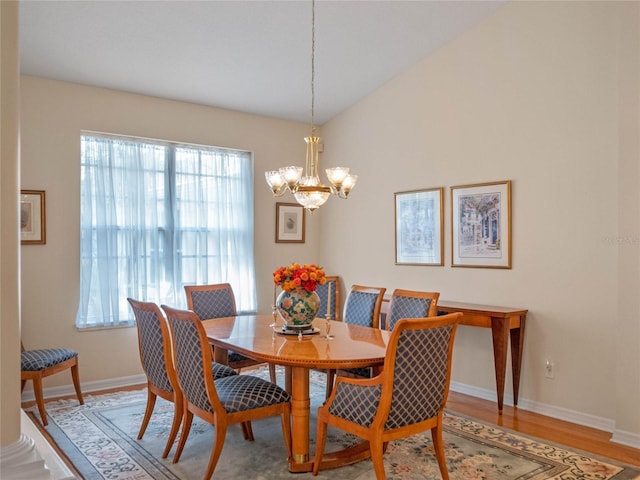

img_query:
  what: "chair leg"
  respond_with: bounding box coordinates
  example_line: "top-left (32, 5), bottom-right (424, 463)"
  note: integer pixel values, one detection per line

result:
top-left (312, 416), bottom-right (328, 476)
top-left (268, 363), bottom-right (277, 383)
top-left (162, 393), bottom-right (183, 458)
top-left (370, 435), bottom-right (387, 480)
top-left (203, 422), bottom-right (227, 480)
top-left (173, 408), bottom-right (193, 464)
top-left (70, 362), bottom-right (84, 405)
top-left (32, 376), bottom-right (48, 426)
top-left (137, 389), bottom-right (157, 439)
top-left (431, 424), bottom-right (450, 480)
top-left (241, 421), bottom-right (254, 441)
top-left (21, 379), bottom-right (26, 392)
top-left (325, 369), bottom-right (335, 399)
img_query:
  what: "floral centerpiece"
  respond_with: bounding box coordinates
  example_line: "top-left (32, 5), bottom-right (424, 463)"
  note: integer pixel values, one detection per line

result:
top-left (273, 263), bottom-right (326, 330)
top-left (273, 262), bottom-right (327, 292)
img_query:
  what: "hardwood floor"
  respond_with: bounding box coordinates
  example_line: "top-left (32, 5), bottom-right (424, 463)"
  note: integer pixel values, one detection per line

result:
top-left (446, 390), bottom-right (640, 467)
top-left (23, 385), bottom-right (640, 471)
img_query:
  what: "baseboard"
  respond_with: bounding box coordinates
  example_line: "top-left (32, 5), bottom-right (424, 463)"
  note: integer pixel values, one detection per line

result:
top-left (450, 381), bottom-right (619, 438)
top-left (20, 374), bottom-right (147, 403)
top-left (611, 429), bottom-right (640, 449)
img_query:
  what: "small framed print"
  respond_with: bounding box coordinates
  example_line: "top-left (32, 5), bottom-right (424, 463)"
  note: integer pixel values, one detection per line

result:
top-left (20, 190), bottom-right (46, 245)
top-left (451, 180), bottom-right (511, 268)
top-left (394, 187), bottom-right (444, 266)
top-left (276, 202), bottom-right (305, 243)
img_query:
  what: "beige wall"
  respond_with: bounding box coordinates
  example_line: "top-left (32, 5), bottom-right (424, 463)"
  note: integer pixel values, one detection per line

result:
top-left (19, 76), bottom-right (323, 386)
top-left (16, 0), bottom-right (639, 443)
top-left (320, 1), bottom-right (639, 439)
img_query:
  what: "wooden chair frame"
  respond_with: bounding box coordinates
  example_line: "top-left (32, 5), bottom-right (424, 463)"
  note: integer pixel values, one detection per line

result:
top-left (128, 298), bottom-right (183, 458)
top-left (185, 283), bottom-right (277, 382)
top-left (313, 313), bottom-right (461, 479)
top-left (162, 305), bottom-right (292, 479)
top-left (21, 344), bottom-right (84, 426)
top-left (382, 289), bottom-right (440, 330)
top-left (325, 284), bottom-right (386, 397)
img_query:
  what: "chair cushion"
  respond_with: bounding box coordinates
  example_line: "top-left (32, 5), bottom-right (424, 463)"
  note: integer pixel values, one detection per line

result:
top-left (341, 367), bottom-right (371, 378)
top-left (211, 362), bottom-right (238, 379)
top-left (21, 348), bottom-right (78, 371)
top-left (214, 374), bottom-right (291, 413)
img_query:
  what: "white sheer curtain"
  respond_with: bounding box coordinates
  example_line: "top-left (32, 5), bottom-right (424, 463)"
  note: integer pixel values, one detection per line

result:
top-left (76, 133), bottom-right (256, 328)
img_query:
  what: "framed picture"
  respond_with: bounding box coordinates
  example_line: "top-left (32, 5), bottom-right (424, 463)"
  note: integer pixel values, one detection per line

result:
top-left (451, 180), bottom-right (511, 268)
top-left (276, 202), bottom-right (305, 243)
top-left (20, 190), bottom-right (46, 245)
top-left (394, 187), bottom-right (444, 266)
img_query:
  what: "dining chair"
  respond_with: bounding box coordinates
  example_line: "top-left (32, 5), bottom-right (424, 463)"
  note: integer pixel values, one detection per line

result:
top-left (185, 283), bottom-right (277, 383)
top-left (384, 289), bottom-right (440, 331)
top-left (21, 343), bottom-right (84, 426)
top-left (324, 285), bottom-right (386, 397)
top-left (313, 312), bottom-right (462, 480)
top-left (315, 276), bottom-right (340, 322)
top-left (161, 305), bottom-right (292, 479)
top-left (127, 298), bottom-right (237, 458)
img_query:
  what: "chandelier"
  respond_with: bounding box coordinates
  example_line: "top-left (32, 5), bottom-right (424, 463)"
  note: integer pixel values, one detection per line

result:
top-left (264, 0), bottom-right (357, 212)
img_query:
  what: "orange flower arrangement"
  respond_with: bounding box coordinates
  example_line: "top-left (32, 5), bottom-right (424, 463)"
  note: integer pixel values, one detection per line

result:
top-left (273, 262), bottom-right (327, 293)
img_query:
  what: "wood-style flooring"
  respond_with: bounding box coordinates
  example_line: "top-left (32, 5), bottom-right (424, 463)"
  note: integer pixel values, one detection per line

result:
top-left (23, 385), bottom-right (640, 472)
top-left (446, 390), bottom-right (640, 467)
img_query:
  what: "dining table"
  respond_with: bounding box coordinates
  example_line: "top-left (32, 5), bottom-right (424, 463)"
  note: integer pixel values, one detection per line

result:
top-left (202, 314), bottom-right (390, 473)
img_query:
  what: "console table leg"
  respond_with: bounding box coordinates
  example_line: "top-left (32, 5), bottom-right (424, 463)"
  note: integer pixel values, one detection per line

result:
top-left (510, 315), bottom-right (526, 406)
top-left (490, 316), bottom-right (509, 413)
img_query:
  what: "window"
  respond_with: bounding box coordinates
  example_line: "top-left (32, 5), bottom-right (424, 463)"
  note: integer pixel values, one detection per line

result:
top-left (76, 133), bottom-right (256, 328)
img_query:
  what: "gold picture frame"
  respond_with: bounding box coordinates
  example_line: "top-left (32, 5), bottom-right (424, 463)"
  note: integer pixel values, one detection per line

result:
top-left (394, 187), bottom-right (444, 266)
top-left (20, 190), bottom-right (46, 245)
top-left (276, 202), bottom-right (305, 243)
top-left (451, 180), bottom-right (511, 268)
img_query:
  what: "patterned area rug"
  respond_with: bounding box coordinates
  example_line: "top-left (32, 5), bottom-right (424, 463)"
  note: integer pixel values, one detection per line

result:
top-left (28, 367), bottom-right (640, 480)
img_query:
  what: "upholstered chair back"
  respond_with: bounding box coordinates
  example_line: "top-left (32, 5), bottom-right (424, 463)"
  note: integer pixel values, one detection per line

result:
top-left (342, 285), bottom-right (386, 328)
top-left (185, 283), bottom-right (236, 320)
top-left (386, 289), bottom-right (439, 330)
top-left (128, 299), bottom-right (174, 393)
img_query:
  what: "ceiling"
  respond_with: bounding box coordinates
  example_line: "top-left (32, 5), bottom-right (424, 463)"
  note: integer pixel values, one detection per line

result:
top-left (19, 1), bottom-right (505, 125)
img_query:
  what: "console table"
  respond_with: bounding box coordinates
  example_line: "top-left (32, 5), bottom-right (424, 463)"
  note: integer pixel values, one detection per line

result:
top-left (381, 299), bottom-right (527, 413)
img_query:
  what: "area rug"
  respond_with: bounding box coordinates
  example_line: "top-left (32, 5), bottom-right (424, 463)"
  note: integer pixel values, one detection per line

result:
top-left (27, 367), bottom-right (640, 480)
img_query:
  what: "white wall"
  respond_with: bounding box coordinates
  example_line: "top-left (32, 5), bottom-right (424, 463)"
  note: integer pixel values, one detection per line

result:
top-left (19, 76), bottom-right (323, 387)
top-left (320, 1), bottom-right (639, 439)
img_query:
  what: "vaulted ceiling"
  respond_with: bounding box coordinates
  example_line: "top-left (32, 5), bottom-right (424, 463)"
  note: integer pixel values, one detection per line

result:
top-left (19, 1), bottom-right (505, 124)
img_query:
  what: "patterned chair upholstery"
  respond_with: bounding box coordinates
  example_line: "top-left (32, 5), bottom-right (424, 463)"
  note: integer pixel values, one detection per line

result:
top-left (313, 313), bottom-right (461, 480)
top-left (185, 283), bottom-right (277, 383)
top-left (161, 305), bottom-right (292, 478)
top-left (385, 289), bottom-right (440, 331)
top-left (325, 285), bottom-right (386, 396)
top-left (315, 276), bottom-right (340, 321)
top-left (21, 346), bottom-right (84, 426)
top-left (128, 298), bottom-right (237, 458)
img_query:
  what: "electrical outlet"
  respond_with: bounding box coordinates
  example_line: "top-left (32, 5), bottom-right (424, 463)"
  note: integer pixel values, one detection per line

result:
top-left (545, 360), bottom-right (555, 379)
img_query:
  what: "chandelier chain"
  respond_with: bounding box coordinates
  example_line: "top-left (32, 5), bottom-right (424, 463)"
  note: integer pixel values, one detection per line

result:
top-left (311, 0), bottom-right (315, 132)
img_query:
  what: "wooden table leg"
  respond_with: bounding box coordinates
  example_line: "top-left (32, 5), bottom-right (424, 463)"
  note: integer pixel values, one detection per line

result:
top-left (288, 366), bottom-right (311, 472)
top-left (490, 316), bottom-right (509, 413)
top-left (212, 345), bottom-right (228, 365)
top-left (510, 315), bottom-right (526, 407)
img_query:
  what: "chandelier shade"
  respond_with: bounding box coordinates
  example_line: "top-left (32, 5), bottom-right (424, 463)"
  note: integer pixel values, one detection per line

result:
top-left (264, 0), bottom-right (357, 212)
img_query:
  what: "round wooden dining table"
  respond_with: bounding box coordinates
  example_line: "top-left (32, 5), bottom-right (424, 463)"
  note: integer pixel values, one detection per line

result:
top-left (202, 314), bottom-right (390, 473)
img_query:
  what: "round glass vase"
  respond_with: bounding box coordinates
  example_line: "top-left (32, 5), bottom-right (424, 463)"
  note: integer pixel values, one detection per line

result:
top-left (276, 287), bottom-right (320, 331)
